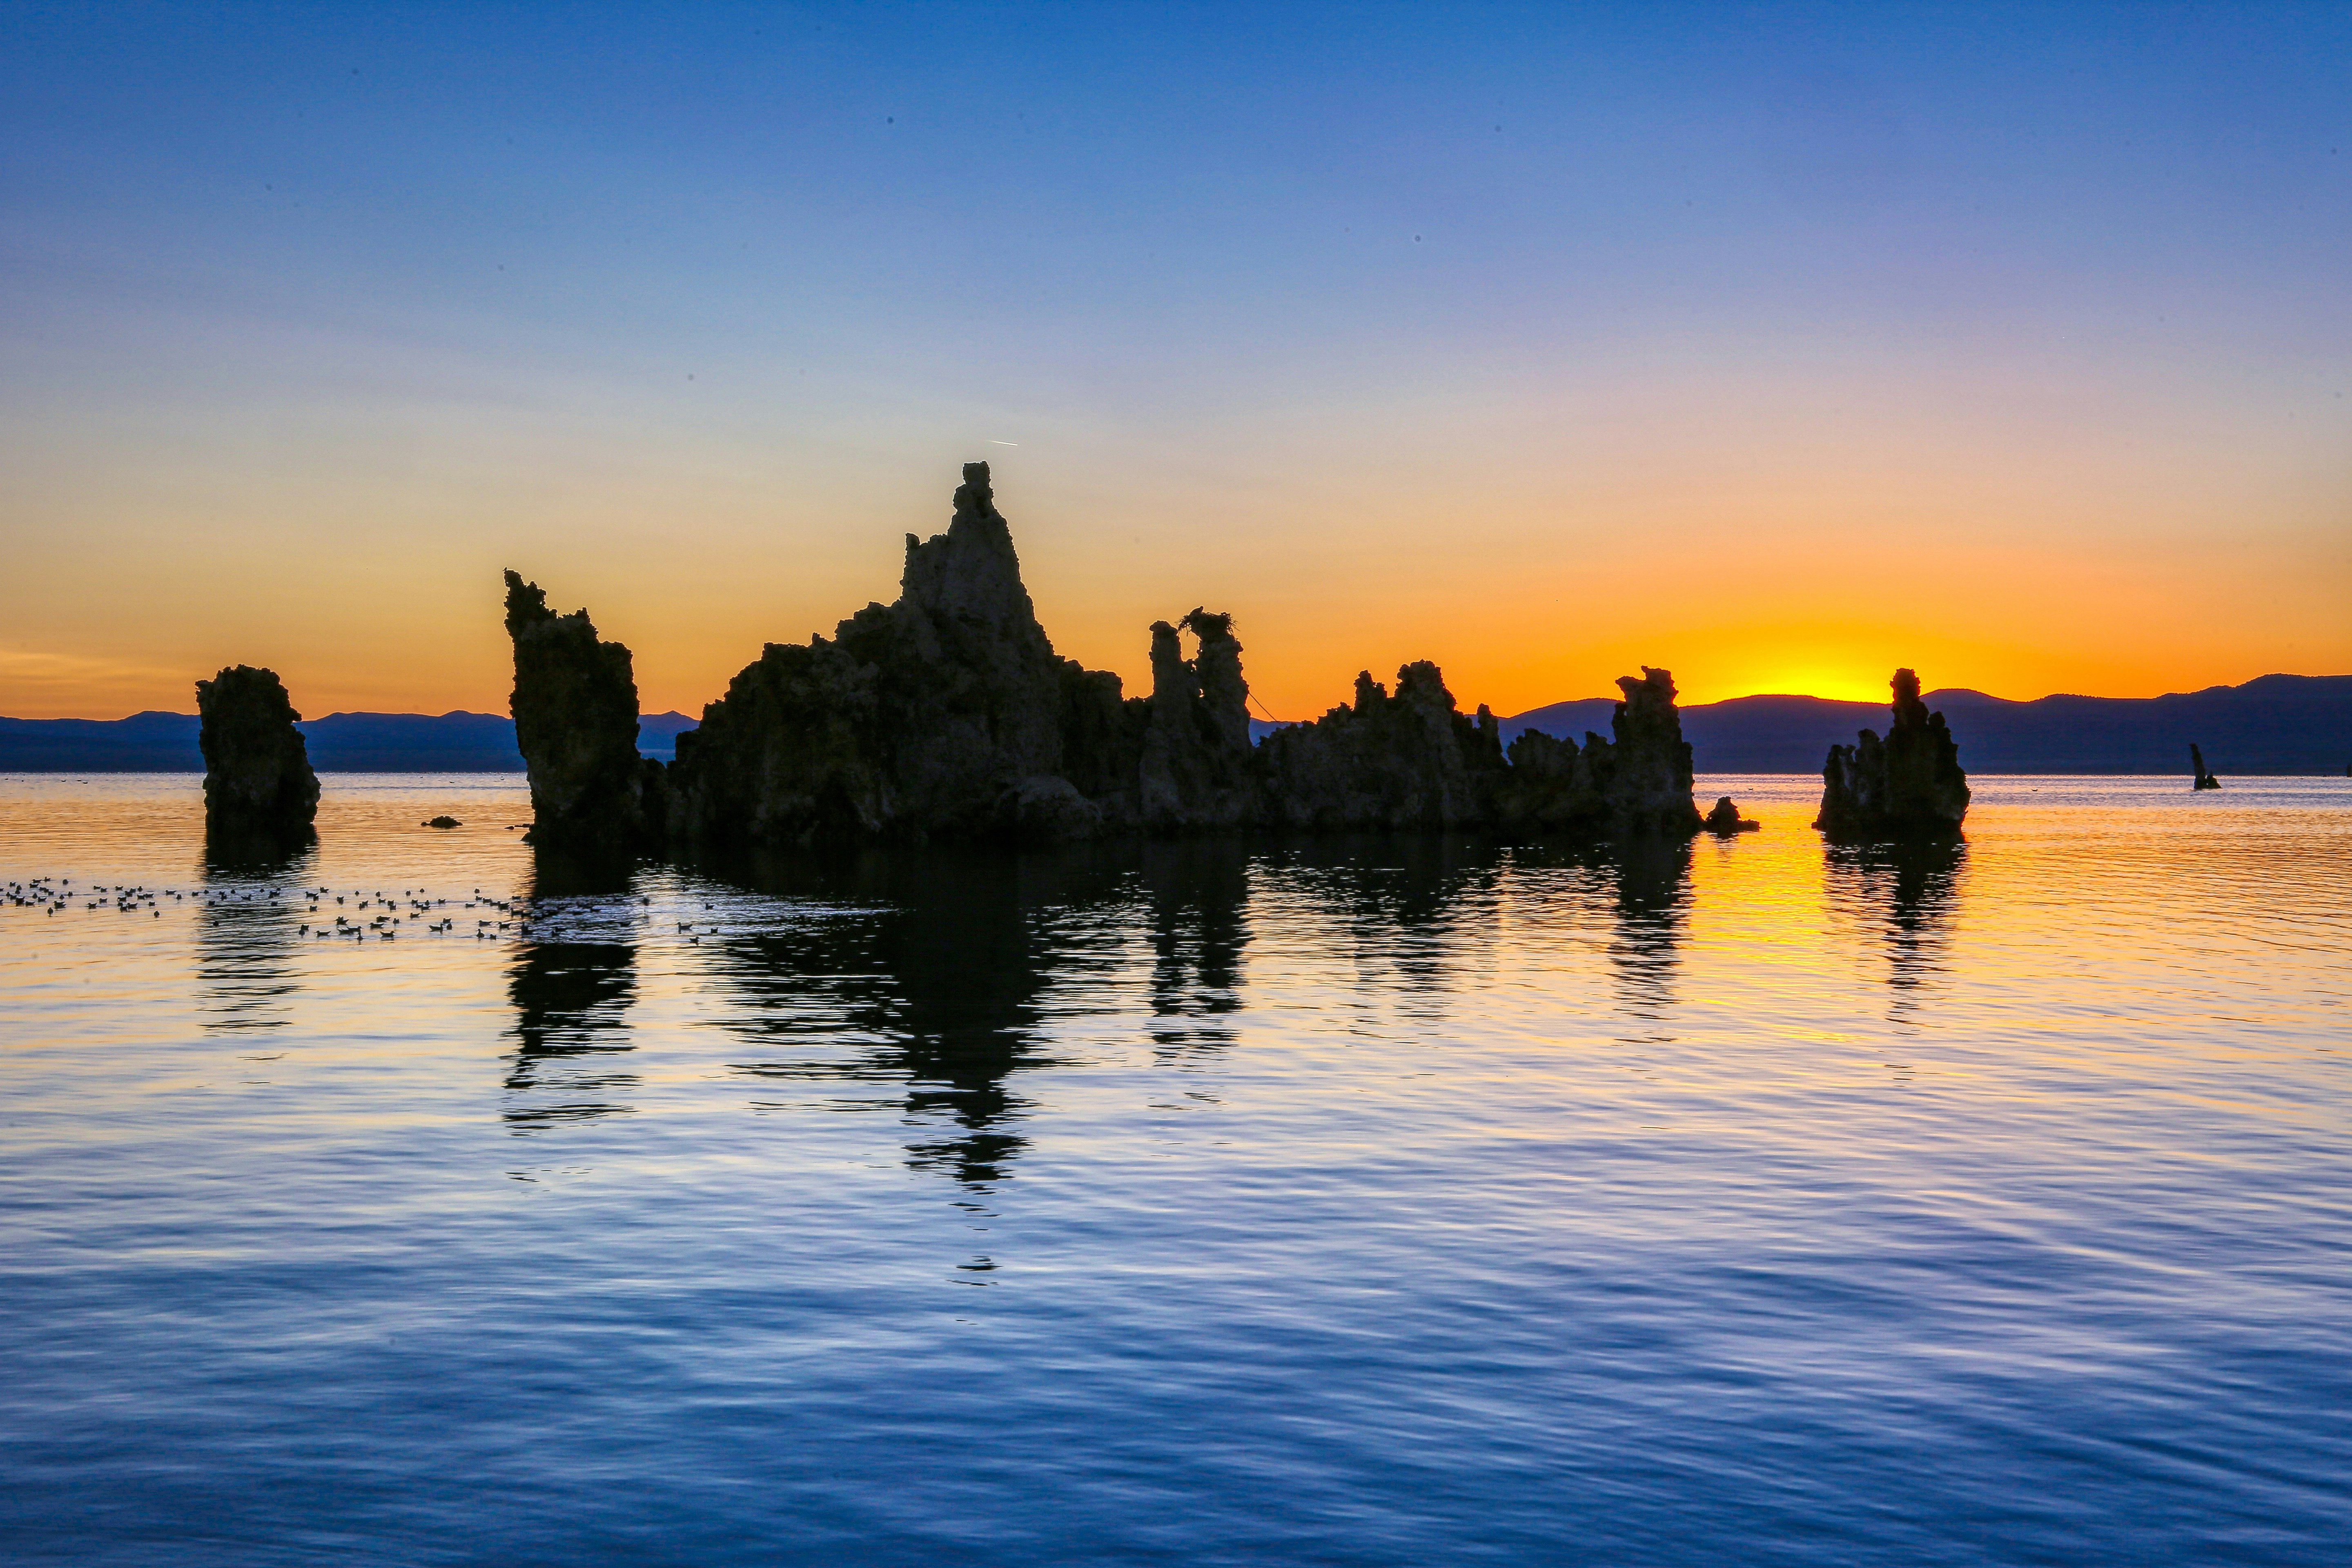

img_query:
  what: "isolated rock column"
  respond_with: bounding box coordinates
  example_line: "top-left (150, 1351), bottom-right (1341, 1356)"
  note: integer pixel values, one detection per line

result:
top-left (1815, 668), bottom-right (1971, 837)
top-left (503, 571), bottom-right (664, 847)
top-left (196, 665), bottom-right (320, 831)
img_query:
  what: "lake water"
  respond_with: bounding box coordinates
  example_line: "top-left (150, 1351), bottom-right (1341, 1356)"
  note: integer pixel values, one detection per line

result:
top-left (2, 773), bottom-right (2346, 1566)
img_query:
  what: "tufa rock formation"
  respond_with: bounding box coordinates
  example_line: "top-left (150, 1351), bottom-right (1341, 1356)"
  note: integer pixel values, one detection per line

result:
top-left (1254, 662), bottom-right (1504, 830)
top-left (1489, 668), bottom-right (1705, 837)
top-left (196, 665), bottom-right (320, 832)
top-left (2189, 743), bottom-right (2221, 790)
top-left (1814, 669), bottom-right (1971, 838)
top-left (503, 571), bottom-right (666, 847)
top-left (1704, 796), bottom-right (1759, 833)
top-left (521, 461), bottom-right (1706, 846)
top-left (1139, 609), bottom-right (1256, 829)
top-left (668, 462), bottom-right (1163, 844)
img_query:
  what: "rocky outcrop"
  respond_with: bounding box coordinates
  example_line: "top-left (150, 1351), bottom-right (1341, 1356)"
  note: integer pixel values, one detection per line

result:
top-left (1139, 610), bottom-right (1256, 829)
top-left (1253, 662), bottom-right (1504, 829)
top-left (1704, 796), bottom-right (1759, 833)
top-left (504, 571), bottom-right (665, 848)
top-left (669, 463), bottom-right (1150, 845)
top-left (2190, 743), bottom-right (2221, 790)
top-left (1490, 668), bottom-right (1704, 836)
top-left (1814, 669), bottom-right (1971, 837)
top-left (520, 461), bottom-right (1706, 846)
top-left (196, 665), bottom-right (320, 831)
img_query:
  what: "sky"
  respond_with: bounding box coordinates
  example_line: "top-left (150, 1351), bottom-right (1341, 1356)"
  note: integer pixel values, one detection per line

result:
top-left (2, 2), bottom-right (2346, 721)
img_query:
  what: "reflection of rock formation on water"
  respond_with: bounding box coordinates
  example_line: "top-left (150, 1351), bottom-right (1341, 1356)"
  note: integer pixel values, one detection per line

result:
top-left (194, 857), bottom-right (307, 1034)
top-left (1601, 837), bottom-right (1692, 1020)
top-left (503, 850), bottom-right (645, 1129)
top-left (197, 666), bottom-right (318, 843)
top-left (1256, 835), bottom-right (1510, 1013)
top-left (1825, 838), bottom-right (1966, 1008)
top-left (1815, 669), bottom-right (1971, 839)
top-left (503, 572), bottom-right (667, 848)
top-left (510, 462), bottom-right (1704, 848)
top-left (703, 846), bottom-right (1138, 1187)
top-left (1141, 841), bottom-right (1251, 1057)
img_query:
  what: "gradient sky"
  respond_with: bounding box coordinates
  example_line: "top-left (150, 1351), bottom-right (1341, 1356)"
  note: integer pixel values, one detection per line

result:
top-left (3, 2), bottom-right (2346, 721)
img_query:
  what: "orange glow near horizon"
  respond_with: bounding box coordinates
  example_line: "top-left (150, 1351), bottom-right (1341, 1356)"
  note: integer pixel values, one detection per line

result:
top-left (3, 356), bottom-right (2347, 724)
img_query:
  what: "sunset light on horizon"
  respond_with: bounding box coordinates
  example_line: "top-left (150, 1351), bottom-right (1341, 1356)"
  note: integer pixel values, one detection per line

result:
top-left (4, 4), bottom-right (2347, 722)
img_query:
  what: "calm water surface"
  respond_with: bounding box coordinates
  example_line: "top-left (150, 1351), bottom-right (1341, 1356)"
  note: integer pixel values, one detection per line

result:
top-left (2, 774), bottom-right (2346, 1565)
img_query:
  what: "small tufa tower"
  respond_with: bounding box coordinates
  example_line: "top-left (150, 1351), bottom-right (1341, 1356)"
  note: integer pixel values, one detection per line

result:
top-left (196, 665), bottom-right (320, 831)
top-left (503, 571), bottom-right (666, 848)
top-left (1814, 668), bottom-right (1970, 838)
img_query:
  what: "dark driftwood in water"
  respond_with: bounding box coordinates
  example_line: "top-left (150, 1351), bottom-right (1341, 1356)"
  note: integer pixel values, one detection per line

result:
top-left (2190, 743), bottom-right (2222, 790)
top-left (197, 665), bottom-right (318, 831)
top-left (1815, 669), bottom-right (1971, 838)
top-left (512, 463), bottom-right (1707, 847)
top-left (503, 571), bottom-right (666, 848)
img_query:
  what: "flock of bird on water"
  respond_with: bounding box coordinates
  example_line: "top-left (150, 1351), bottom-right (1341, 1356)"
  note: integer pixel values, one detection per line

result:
top-left (2, 877), bottom-right (741, 947)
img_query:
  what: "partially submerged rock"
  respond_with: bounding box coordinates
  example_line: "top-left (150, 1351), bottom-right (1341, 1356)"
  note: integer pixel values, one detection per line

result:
top-left (423, 816), bottom-right (462, 829)
top-left (669, 463), bottom-right (1147, 845)
top-left (197, 665), bottom-right (319, 831)
top-left (1815, 669), bottom-right (1971, 838)
top-left (1704, 796), bottom-right (1759, 833)
top-left (527, 461), bottom-right (1705, 846)
top-left (504, 571), bottom-right (666, 848)
top-left (2190, 743), bottom-right (2221, 790)
top-left (1490, 668), bottom-right (1704, 837)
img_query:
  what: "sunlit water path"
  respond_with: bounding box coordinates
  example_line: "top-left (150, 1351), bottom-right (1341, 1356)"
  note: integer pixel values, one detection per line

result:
top-left (2, 774), bottom-right (2346, 1565)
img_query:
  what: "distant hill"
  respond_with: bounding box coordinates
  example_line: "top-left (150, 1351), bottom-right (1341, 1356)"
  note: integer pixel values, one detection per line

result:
top-left (0, 710), bottom-right (699, 772)
top-left (7, 677), bottom-right (2346, 773)
top-left (1263, 673), bottom-right (2352, 775)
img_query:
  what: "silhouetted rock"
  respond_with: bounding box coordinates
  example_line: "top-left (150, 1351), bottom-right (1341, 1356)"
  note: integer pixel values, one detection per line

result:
top-left (196, 666), bottom-right (319, 831)
top-left (503, 571), bottom-right (666, 848)
top-left (1704, 796), bottom-right (1759, 833)
top-left (1138, 609), bottom-right (1256, 830)
top-left (1491, 667), bottom-right (1703, 836)
top-left (2190, 743), bottom-right (2221, 789)
top-left (1253, 662), bottom-right (1504, 829)
top-left (1815, 669), bottom-right (1971, 838)
top-left (537, 462), bottom-right (1703, 846)
top-left (423, 816), bottom-right (462, 829)
top-left (670, 463), bottom-right (1140, 845)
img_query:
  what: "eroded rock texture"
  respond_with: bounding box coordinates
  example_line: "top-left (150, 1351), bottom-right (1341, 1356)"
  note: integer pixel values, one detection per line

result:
top-left (1814, 669), bottom-right (1971, 838)
top-left (1253, 662), bottom-right (1504, 830)
top-left (504, 571), bottom-right (665, 847)
top-left (1490, 667), bottom-right (1704, 836)
top-left (197, 665), bottom-right (319, 831)
top-left (671, 463), bottom-right (1173, 844)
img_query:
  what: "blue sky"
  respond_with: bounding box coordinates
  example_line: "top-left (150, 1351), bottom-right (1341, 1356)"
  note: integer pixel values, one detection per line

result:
top-left (3, 2), bottom-right (2346, 716)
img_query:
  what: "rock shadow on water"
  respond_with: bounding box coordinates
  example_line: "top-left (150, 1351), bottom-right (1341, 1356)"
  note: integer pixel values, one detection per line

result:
top-left (503, 846), bottom-right (648, 1131)
top-left (195, 844), bottom-right (312, 1034)
top-left (691, 842), bottom-right (1144, 1189)
top-left (1825, 837), bottom-right (1967, 1014)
